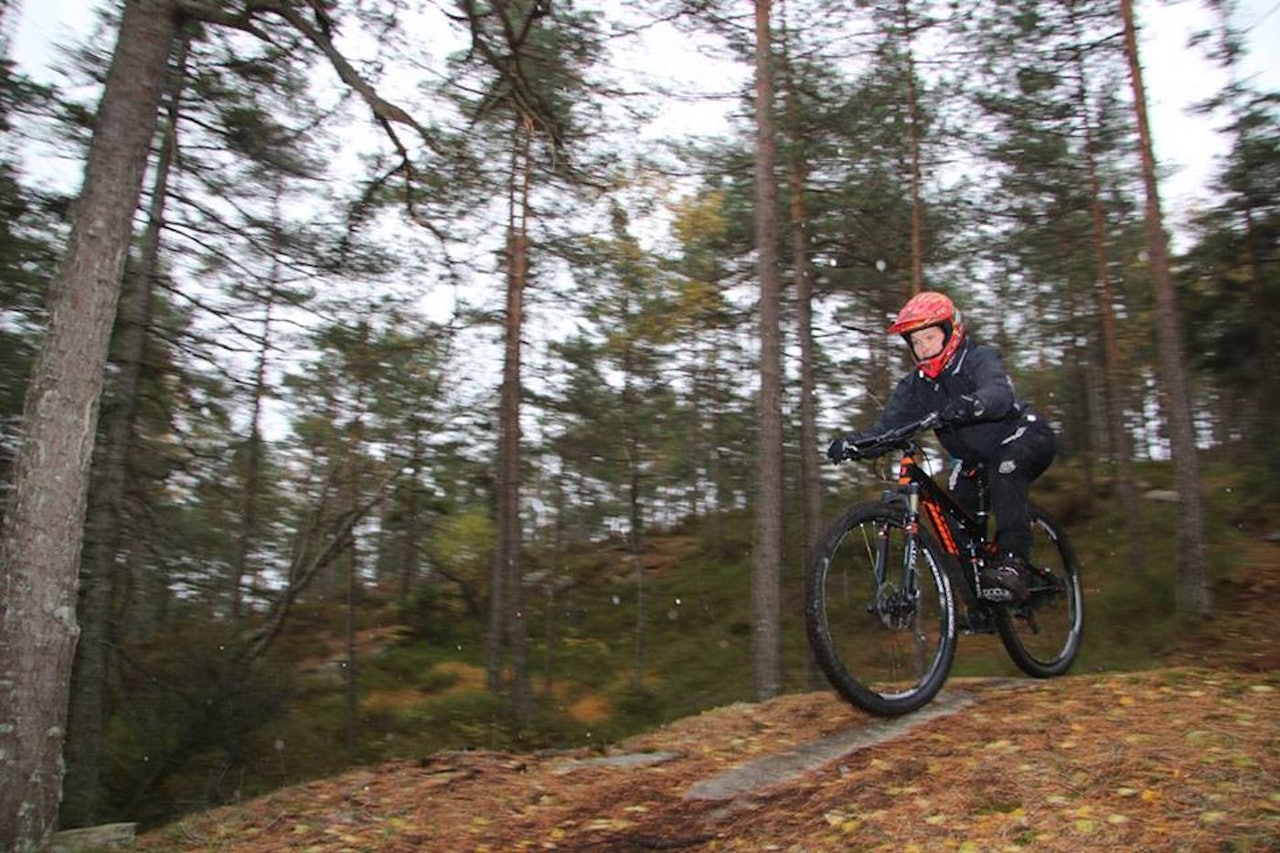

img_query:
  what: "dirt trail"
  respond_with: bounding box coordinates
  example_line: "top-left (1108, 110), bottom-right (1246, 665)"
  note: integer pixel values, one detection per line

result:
top-left (127, 667), bottom-right (1277, 852)
top-left (131, 536), bottom-right (1280, 852)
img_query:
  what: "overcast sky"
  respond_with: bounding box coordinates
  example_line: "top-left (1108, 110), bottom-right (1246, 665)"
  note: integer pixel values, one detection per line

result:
top-left (6, 0), bottom-right (1280, 242)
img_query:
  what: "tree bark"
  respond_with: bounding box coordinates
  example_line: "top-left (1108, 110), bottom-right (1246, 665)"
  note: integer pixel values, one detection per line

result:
top-left (0, 2), bottom-right (178, 849)
top-left (1066, 11), bottom-right (1145, 571)
top-left (61, 29), bottom-right (191, 831)
top-left (487, 117), bottom-right (533, 723)
top-left (752, 0), bottom-right (783, 701)
top-left (780, 16), bottom-right (822, 689)
top-left (898, 0), bottom-right (926, 295)
top-left (1120, 0), bottom-right (1210, 617)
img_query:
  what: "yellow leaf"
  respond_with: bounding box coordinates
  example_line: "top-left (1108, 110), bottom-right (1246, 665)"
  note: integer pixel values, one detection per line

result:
top-left (1075, 819), bottom-right (1096, 833)
top-left (1141, 789), bottom-right (1160, 802)
top-left (1108, 814), bottom-right (1130, 825)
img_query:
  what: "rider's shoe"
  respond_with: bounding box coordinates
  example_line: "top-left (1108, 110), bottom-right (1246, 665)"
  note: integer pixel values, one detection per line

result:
top-left (979, 554), bottom-right (1030, 603)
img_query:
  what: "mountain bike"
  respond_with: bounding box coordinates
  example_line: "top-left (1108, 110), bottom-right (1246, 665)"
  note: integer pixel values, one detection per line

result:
top-left (804, 413), bottom-right (1084, 717)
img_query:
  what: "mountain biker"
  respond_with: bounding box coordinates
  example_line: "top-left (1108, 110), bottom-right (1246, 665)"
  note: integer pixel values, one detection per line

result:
top-left (826, 290), bottom-right (1056, 602)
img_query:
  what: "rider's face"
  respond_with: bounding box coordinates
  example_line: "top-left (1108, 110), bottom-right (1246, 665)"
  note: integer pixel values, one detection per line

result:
top-left (909, 326), bottom-right (946, 361)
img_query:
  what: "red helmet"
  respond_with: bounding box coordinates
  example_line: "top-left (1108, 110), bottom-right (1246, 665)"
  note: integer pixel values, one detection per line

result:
top-left (887, 291), bottom-right (966, 379)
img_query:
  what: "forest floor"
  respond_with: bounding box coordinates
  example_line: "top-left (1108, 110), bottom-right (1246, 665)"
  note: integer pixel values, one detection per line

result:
top-left (131, 534), bottom-right (1280, 852)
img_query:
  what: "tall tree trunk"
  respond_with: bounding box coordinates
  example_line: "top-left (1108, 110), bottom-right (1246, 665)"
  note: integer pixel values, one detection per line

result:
top-left (780, 4), bottom-right (821, 587)
top-left (898, 0), bottom-right (926, 295)
top-left (780, 13), bottom-right (822, 689)
top-left (0, 2), bottom-right (178, 849)
top-left (752, 0), bottom-right (783, 701)
top-left (624, 354), bottom-right (647, 691)
top-left (61, 30), bottom-right (189, 829)
top-left (232, 177), bottom-right (284, 619)
top-left (1067, 11), bottom-right (1146, 570)
top-left (1120, 0), bottom-right (1210, 617)
top-left (341, 327), bottom-right (370, 753)
top-left (235, 294), bottom-right (271, 616)
top-left (344, 531), bottom-right (359, 750)
top-left (627, 434), bottom-right (646, 691)
top-left (487, 118), bottom-right (533, 723)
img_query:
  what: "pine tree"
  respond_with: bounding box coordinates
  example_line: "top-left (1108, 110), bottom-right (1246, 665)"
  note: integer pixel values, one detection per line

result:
top-left (0, 4), bottom-right (178, 848)
top-left (1120, 0), bottom-right (1210, 617)
top-left (751, 0), bottom-right (784, 701)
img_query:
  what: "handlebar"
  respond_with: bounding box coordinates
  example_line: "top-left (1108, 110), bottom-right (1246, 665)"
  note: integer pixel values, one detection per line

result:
top-left (839, 412), bottom-right (940, 461)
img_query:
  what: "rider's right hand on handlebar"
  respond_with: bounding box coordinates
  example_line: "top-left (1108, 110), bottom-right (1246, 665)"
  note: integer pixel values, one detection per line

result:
top-left (826, 433), bottom-right (868, 463)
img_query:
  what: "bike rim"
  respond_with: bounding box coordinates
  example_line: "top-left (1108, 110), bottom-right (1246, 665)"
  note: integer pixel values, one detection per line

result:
top-left (817, 514), bottom-right (953, 702)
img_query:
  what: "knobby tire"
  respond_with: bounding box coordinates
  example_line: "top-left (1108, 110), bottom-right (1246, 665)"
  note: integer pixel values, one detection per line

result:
top-left (804, 502), bottom-right (957, 717)
top-left (994, 503), bottom-right (1085, 677)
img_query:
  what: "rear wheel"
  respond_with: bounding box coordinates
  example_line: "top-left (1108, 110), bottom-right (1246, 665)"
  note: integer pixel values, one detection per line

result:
top-left (995, 503), bottom-right (1084, 677)
top-left (805, 502), bottom-right (957, 717)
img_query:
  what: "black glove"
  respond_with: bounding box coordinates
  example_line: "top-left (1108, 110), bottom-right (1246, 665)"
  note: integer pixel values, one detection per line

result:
top-left (939, 395), bottom-right (981, 425)
top-left (827, 433), bottom-right (867, 463)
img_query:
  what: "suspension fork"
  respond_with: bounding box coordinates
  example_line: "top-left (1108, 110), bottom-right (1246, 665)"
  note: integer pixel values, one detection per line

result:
top-left (892, 452), bottom-right (925, 595)
top-left (897, 482), bottom-right (923, 595)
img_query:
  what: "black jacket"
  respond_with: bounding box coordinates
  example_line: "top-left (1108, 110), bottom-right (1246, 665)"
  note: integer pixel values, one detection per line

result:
top-left (873, 336), bottom-right (1026, 465)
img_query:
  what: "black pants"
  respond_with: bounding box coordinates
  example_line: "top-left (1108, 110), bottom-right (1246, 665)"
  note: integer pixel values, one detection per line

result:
top-left (949, 415), bottom-right (1056, 560)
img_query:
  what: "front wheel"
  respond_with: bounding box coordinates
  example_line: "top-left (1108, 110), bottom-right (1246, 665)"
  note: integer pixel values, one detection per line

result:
top-left (995, 503), bottom-right (1085, 677)
top-left (804, 502), bottom-right (957, 717)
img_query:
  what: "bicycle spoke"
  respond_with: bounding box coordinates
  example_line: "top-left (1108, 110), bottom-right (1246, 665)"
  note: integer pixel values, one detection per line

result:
top-left (805, 503), bottom-right (956, 716)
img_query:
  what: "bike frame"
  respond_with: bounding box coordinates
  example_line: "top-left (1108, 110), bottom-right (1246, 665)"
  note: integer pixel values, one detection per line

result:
top-left (885, 443), bottom-right (993, 612)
